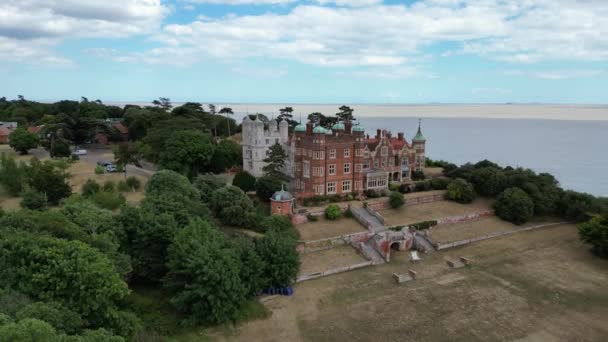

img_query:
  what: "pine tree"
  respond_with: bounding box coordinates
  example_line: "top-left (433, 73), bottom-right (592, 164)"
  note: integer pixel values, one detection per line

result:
top-left (262, 142), bottom-right (288, 180)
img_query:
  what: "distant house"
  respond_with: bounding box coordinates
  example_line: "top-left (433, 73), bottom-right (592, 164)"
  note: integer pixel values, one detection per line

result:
top-left (0, 127), bottom-right (10, 144)
top-left (95, 122), bottom-right (129, 145)
top-left (0, 122), bottom-right (18, 144)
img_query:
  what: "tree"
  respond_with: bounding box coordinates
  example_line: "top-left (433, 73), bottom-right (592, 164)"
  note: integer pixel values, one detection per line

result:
top-left (20, 189), bottom-right (47, 210)
top-left (81, 179), bottom-right (101, 197)
top-left (193, 173), bottom-right (226, 203)
top-left (278, 107), bottom-right (294, 121)
top-left (446, 178), bottom-right (476, 204)
top-left (232, 171), bottom-right (256, 193)
top-left (557, 190), bottom-right (599, 222)
top-left (159, 130), bottom-right (215, 178)
top-left (164, 219), bottom-right (246, 324)
top-left (219, 107), bottom-right (234, 136)
top-left (336, 105), bottom-right (355, 121)
top-left (262, 215), bottom-right (299, 240)
top-left (325, 204), bottom-right (342, 220)
top-left (8, 128), bottom-right (39, 155)
top-left (43, 110), bottom-right (108, 147)
top-left (210, 186), bottom-right (255, 227)
top-left (578, 215), bottom-right (608, 257)
top-left (494, 187), bottom-right (535, 225)
top-left (255, 175), bottom-right (282, 202)
top-left (130, 210), bottom-right (180, 282)
top-left (0, 232), bottom-right (129, 327)
top-left (470, 167), bottom-right (506, 196)
top-left (256, 229), bottom-right (300, 288)
top-left (262, 142), bottom-right (288, 180)
top-left (113, 142), bottom-right (141, 178)
top-left (27, 160), bottom-right (72, 205)
top-left (152, 97), bottom-right (172, 111)
top-left (16, 302), bottom-right (83, 334)
top-left (0, 154), bottom-right (25, 196)
top-left (232, 237), bottom-right (265, 297)
top-left (389, 191), bottom-right (405, 209)
top-left (210, 139), bottom-right (242, 173)
top-left (49, 137), bottom-right (71, 158)
top-left (145, 170), bottom-right (200, 201)
top-left (0, 318), bottom-right (59, 341)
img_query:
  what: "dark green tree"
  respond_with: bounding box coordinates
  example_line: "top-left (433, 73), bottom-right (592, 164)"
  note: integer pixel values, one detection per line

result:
top-left (578, 215), bottom-right (608, 257)
top-left (262, 215), bottom-right (299, 240)
top-left (255, 175), bottom-right (282, 202)
top-left (152, 97), bottom-right (172, 111)
top-left (159, 130), bottom-right (215, 178)
top-left (16, 302), bottom-right (83, 335)
top-left (262, 142), bottom-right (288, 180)
top-left (470, 167), bottom-right (506, 196)
top-left (0, 154), bottom-right (25, 196)
top-left (336, 105), bottom-right (355, 121)
top-left (256, 229), bottom-right (300, 288)
top-left (49, 137), bottom-right (71, 158)
top-left (19, 189), bottom-right (47, 210)
top-left (27, 161), bottom-right (72, 205)
top-left (145, 170), bottom-right (200, 200)
top-left (113, 142), bottom-right (141, 178)
top-left (389, 191), bottom-right (405, 209)
top-left (232, 237), bottom-right (265, 297)
top-left (494, 187), bottom-right (535, 225)
top-left (210, 186), bottom-right (255, 227)
top-left (164, 219), bottom-right (246, 324)
top-left (193, 173), bottom-right (226, 203)
top-left (232, 171), bottom-right (256, 193)
top-left (278, 107), bottom-right (294, 121)
top-left (446, 178), bottom-right (476, 204)
top-left (210, 139), bottom-right (242, 173)
top-left (8, 128), bottom-right (39, 155)
top-left (0, 318), bottom-right (59, 341)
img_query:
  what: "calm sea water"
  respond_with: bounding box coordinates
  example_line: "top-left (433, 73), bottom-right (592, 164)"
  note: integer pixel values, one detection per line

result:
top-left (360, 117), bottom-right (608, 197)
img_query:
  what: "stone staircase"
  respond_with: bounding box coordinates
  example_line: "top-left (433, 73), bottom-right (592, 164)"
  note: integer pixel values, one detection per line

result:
top-left (351, 207), bottom-right (384, 231)
top-left (360, 240), bottom-right (386, 265)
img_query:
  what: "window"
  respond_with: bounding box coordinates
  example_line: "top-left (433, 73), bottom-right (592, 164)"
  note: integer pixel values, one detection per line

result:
top-left (381, 158), bottom-right (387, 168)
top-left (313, 151), bottom-right (324, 160)
top-left (363, 160), bottom-right (370, 169)
top-left (313, 184), bottom-right (324, 195)
top-left (367, 175), bottom-right (388, 189)
top-left (313, 166), bottom-right (324, 177)
top-left (329, 164), bottom-right (336, 175)
top-left (246, 150), bottom-right (252, 159)
top-left (266, 139), bottom-right (270, 144)
top-left (343, 163), bottom-right (351, 174)
top-left (381, 146), bottom-right (388, 156)
top-left (355, 149), bottom-right (363, 157)
top-left (344, 148), bottom-right (350, 158)
top-left (327, 182), bottom-right (337, 194)
top-left (342, 180), bottom-right (351, 192)
top-left (248, 161), bottom-right (253, 169)
top-left (296, 162), bottom-right (301, 171)
top-left (364, 150), bottom-right (370, 158)
top-left (303, 160), bottom-right (310, 178)
top-left (329, 149), bottom-right (336, 159)
top-left (355, 164), bottom-right (362, 172)
top-left (374, 159), bottom-right (379, 168)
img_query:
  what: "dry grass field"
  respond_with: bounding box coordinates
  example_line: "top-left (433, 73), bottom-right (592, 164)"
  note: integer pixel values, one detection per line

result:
top-left (381, 197), bottom-right (494, 226)
top-left (299, 246), bottom-right (368, 275)
top-left (428, 216), bottom-right (533, 244)
top-left (296, 217), bottom-right (367, 241)
top-left (192, 224), bottom-right (608, 342)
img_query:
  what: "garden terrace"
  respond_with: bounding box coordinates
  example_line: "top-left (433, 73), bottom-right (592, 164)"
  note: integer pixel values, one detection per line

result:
top-left (296, 216), bottom-right (367, 241)
top-left (427, 216), bottom-right (537, 244)
top-left (299, 246), bottom-right (368, 276)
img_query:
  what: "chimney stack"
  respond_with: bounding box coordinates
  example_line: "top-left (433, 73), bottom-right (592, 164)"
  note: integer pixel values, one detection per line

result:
top-left (306, 122), bottom-right (313, 135)
top-left (398, 132), bottom-right (404, 141)
top-left (376, 129), bottom-right (381, 139)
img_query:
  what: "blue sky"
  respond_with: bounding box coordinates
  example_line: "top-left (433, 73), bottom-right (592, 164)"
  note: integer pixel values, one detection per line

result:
top-left (1, 0), bottom-right (607, 104)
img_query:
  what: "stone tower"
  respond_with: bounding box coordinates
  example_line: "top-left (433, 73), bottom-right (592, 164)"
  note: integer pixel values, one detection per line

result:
top-left (242, 115), bottom-right (290, 177)
top-left (412, 119), bottom-right (426, 171)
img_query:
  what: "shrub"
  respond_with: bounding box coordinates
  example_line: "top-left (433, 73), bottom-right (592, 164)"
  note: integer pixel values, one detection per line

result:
top-left (411, 170), bottom-right (426, 181)
top-left (430, 178), bottom-right (449, 190)
top-left (306, 213), bottom-right (318, 222)
top-left (494, 187), bottom-right (534, 225)
top-left (365, 189), bottom-right (381, 198)
top-left (27, 161), bottom-right (72, 205)
top-left (255, 175), bottom-right (282, 202)
top-left (399, 183), bottom-right (412, 194)
top-left (16, 302), bottom-right (83, 335)
top-left (9, 128), bottom-right (39, 155)
top-left (90, 191), bottom-right (127, 210)
top-left (262, 215), bottom-right (299, 240)
top-left (389, 183), bottom-right (400, 191)
top-left (94, 165), bottom-right (105, 175)
top-left (255, 229), bottom-right (299, 288)
top-left (389, 191), bottom-right (405, 209)
top-left (325, 204), bottom-right (342, 220)
top-left (70, 154), bottom-right (80, 161)
top-left (414, 181), bottom-right (431, 192)
top-left (126, 176), bottom-right (141, 191)
top-left (117, 180), bottom-right (130, 192)
top-left (193, 173), bottom-right (225, 203)
top-left (20, 189), bottom-right (48, 210)
top-left (344, 207), bottom-right (353, 218)
top-left (446, 178), bottom-right (476, 204)
top-left (81, 179), bottom-right (100, 197)
top-left (233, 171), bottom-right (257, 193)
top-left (102, 180), bottom-right (116, 193)
top-left (578, 215), bottom-right (608, 258)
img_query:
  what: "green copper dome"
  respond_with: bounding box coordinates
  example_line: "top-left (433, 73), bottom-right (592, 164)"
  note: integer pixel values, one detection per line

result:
top-left (352, 123), bottom-right (365, 132)
top-left (313, 126), bottom-right (328, 134)
top-left (332, 122), bottom-right (345, 130)
top-left (413, 120), bottom-right (426, 142)
top-left (294, 123), bottom-right (306, 132)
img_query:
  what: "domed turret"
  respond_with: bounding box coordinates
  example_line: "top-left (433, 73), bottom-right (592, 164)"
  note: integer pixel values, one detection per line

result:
top-left (352, 123), bottom-right (365, 133)
top-left (413, 119), bottom-right (426, 142)
top-left (294, 123), bottom-right (306, 132)
top-left (313, 126), bottom-right (327, 134)
top-left (332, 122), bottom-right (345, 131)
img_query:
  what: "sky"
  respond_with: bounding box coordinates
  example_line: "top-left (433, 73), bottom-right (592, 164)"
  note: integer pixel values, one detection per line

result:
top-left (1, 0), bottom-right (607, 104)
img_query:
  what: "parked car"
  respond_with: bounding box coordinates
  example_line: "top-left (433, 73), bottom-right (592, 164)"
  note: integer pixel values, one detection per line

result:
top-left (105, 164), bottom-right (117, 173)
top-left (73, 149), bottom-right (87, 155)
top-left (97, 160), bottom-right (113, 167)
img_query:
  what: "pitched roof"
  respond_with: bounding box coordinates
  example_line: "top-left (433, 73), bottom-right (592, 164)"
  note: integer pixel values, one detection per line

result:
top-left (28, 125), bottom-right (44, 134)
top-left (0, 127), bottom-right (10, 136)
top-left (113, 122), bottom-right (128, 134)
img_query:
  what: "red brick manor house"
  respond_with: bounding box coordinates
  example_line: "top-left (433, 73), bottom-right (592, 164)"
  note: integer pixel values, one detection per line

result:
top-left (290, 119), bottom-right (426, 199)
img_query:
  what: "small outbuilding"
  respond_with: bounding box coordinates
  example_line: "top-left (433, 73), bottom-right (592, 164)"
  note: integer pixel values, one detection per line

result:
top-left (270, 186), bottom-right (295, 216)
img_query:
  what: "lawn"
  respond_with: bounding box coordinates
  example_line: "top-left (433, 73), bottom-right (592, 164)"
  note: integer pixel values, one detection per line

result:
top-left (296, 216), bottom-right (367, 241)
top-left (380, 197), bottom-right (494, 226)
top-left (197, 224), bottom-right (608, 341)
top-left (299, 246), bottom-right (368, 275)
top-left (427, 216), bottom-right (536, 244)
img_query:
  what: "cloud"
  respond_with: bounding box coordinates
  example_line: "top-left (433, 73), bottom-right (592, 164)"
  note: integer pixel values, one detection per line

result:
top-left (315, 0), bottom-right (382, 7)
top-left (0, 0), bottom-right (167, 65)
top-left (503, 69), bottom-right (606, 80)
top-left (184, 0), bottom-right (295, 5)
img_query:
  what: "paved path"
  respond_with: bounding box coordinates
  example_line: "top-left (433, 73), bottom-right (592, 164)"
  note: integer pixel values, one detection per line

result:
top-left (351, 207), bottom-right (384, 230)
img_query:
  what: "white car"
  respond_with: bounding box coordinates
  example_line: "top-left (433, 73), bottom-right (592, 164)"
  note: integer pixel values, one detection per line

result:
top-left (73, 149), bottom-right (88, 155)
top-left (106, 164), bottom-right (117, 173)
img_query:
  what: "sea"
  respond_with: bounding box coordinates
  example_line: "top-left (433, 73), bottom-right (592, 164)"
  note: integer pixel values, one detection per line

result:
top-left (110, 103), bottom-right (608, 196)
